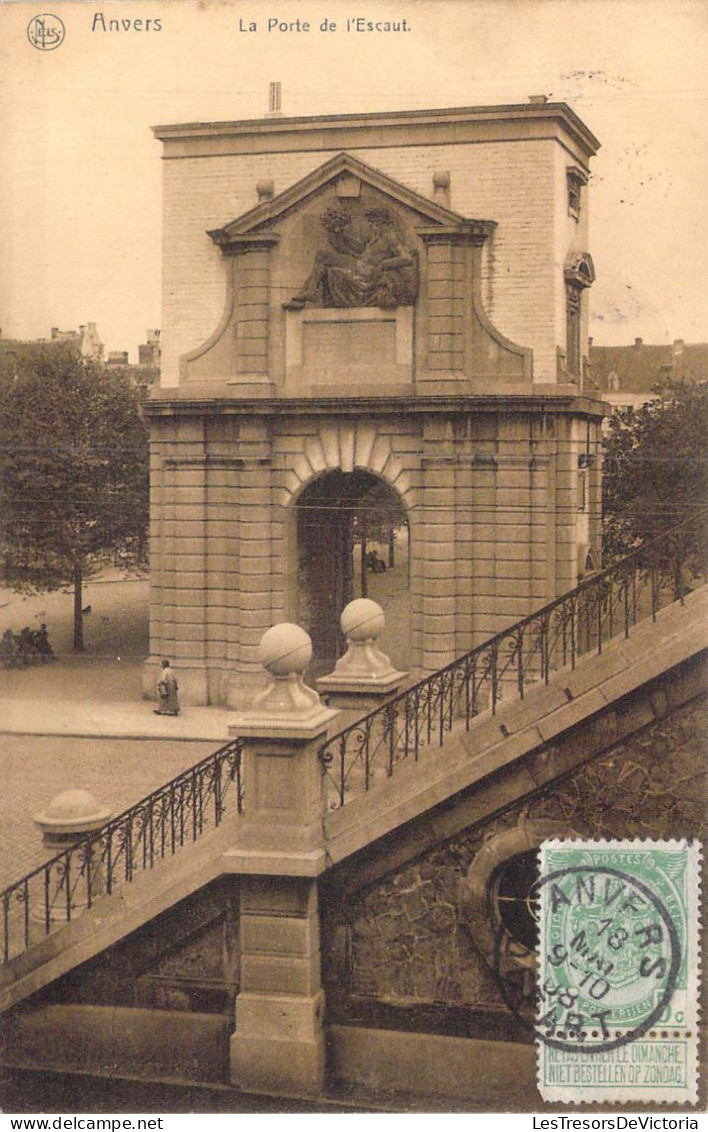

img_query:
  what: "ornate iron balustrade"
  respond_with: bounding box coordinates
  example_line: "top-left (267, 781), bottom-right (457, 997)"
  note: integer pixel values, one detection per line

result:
top-left (318, 514), bottom-right (707, 809)
top-left (2, 738), bottom-right (244, 965)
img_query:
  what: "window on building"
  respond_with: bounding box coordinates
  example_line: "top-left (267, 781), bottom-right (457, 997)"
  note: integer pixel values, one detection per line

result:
top-left (459, 821), bottom-right (575, 984)
top-left (564, 253), bottom-right (596, 379)
top-left (490, 849), bottom-right (539, 952)
top-left (566, 166), bottom-right (588, 220)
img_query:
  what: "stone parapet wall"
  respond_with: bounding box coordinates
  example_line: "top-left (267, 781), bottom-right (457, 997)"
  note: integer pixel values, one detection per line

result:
top-left (321, 688), bottom-right (707, 1036)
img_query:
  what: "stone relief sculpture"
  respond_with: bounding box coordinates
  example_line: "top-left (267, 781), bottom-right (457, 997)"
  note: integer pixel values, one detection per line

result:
top-left (283, 204), bottom-right (418, 311)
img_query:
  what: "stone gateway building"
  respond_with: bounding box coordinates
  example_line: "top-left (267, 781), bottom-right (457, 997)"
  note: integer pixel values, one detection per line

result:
top-left (145, 101), bottom-right (605, 707)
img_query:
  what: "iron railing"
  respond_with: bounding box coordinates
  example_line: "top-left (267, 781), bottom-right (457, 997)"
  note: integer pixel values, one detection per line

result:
top-left (1, 738), bottom-right (244, 965)
top-left (318, 514), bottom-right (708, 809)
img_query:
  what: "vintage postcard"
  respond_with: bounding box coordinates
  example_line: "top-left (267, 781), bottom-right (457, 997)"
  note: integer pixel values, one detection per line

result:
top-left (0, 0), bottom-right (706, 1118)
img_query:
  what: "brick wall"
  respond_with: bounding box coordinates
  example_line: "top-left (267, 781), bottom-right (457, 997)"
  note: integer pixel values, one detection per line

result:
top-left (160, 138), bottom-right (571, 386)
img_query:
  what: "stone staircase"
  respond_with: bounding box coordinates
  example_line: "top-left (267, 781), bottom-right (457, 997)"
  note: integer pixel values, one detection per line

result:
top-left (1, 520), bottom-right (706, 1100)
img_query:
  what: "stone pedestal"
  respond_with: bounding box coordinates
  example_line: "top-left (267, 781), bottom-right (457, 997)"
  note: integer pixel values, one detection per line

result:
top-left (231, 877), bottom-right (325, 1096)
top-left (226, 623), bottom-right (338, 1097)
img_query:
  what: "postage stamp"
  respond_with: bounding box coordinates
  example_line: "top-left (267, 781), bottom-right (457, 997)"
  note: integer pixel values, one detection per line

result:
top-left (536, 839), bottom-right (700, 1104)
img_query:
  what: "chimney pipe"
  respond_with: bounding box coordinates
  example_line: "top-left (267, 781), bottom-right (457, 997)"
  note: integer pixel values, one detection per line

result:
top-left (266, 81), bottom-right (283, 118)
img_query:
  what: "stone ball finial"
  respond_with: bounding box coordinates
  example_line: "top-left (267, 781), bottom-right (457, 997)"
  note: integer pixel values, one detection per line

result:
top-left (256, 179), bottom-right (275, 201)
top-left (316, 598), bottom-right (401, 688)
top-left (432, 169), bottom-right (451, 191)
top-left (34, 788), bottom-right (111, 845)
top-left (340, 598), bottom-right (385, 642)
top-left (258, 623), bottom-right (312, 677)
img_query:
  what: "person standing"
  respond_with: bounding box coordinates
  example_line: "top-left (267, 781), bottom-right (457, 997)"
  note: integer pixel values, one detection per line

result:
top-left (155, 658), bottom-right (180, 716)
top-left (34, 623), bottom-right (55, 662)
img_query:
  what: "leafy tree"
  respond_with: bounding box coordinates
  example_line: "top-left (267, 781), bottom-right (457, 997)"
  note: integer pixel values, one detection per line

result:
top-left (352, 480), bottom-right (407, 595)
top-left (602, 380), bottom-right (708, 571)
top-left (0, 343), bottom-right (149, 650)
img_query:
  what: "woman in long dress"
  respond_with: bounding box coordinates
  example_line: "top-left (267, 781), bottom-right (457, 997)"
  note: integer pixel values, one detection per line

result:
top-left (155, 659), bottom-right (180, 716)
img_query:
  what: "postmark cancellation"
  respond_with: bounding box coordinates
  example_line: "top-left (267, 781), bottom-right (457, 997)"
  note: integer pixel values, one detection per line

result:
top-left (537, 839), bottom-right (701, 1104)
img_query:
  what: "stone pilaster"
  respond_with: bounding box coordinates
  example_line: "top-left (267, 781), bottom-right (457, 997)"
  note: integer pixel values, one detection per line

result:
top-left (224, 420), bottom-right (275, 710)
top-left (215, 234), bottom-right (279, 385)
top-left (143, 422), bottom-right (169, 698)
top-left (424, 237), bottom-right (465, 373)
top-left (554, 415), bottom-right (578, 593)
top-left (146, 419), bottom-right (209, 704)
top-left (420, 418), bottom-right (458, 670)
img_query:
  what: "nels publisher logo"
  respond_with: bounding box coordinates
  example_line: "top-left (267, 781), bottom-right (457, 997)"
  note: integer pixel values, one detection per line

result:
top-left (27, 13), bottom-right (65, 50)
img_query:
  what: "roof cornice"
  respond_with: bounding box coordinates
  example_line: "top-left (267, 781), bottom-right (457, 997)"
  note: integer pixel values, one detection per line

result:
top-left (152, 102), bottom-right (600, 164)
top-left (145, 390), bottom-right (608, 419)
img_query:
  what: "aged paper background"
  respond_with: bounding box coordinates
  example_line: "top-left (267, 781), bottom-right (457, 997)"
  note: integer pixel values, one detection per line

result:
top-left (2, 0), bottom-right (707, 355)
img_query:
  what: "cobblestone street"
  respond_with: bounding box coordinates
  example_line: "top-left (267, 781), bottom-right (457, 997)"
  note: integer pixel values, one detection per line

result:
top-left (0, 734), bottom-right (218, 889)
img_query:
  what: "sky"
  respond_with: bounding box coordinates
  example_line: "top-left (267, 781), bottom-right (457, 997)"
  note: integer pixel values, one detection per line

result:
top-left (1, 0), bottom-right (707, 360)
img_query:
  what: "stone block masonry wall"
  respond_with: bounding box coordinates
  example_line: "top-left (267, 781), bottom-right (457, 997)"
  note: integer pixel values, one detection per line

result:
top-left (147, 398), bottom-right (599, 703)
top-left (202, 419), bottom-right (240, 677)
top-left (148, 415), bottom-right (282, 706)
top-left (553, 415), bottom-right (581, 589)
top-left (234, 249), bottom-right (269, 376)
top-left (322, 691), bottom-right (707, 1033)
top-left (226, 420), bottom-right (284, 707)
top-left (415, 410), bottom-right (582, 665)
top-left (426, 242), bottom-right (465, 372)
top-left (38, 878), bottom-right (240, 1018)
top-left (161, 139), bottom-right (561, 385)
top-left (150, 419), bottom-right (210, 702)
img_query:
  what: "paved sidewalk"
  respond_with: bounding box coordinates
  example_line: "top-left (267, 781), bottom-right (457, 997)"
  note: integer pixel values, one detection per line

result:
top-left (0, 695), bottom-right (232, 741)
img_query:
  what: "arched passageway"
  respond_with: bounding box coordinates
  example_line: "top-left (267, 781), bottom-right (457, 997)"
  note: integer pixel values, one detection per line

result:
top-left (295, 470), bottom-right (409, 676)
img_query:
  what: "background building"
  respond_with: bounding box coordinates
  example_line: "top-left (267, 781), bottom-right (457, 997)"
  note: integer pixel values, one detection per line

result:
top-left (50, 322), bottom-right (104, 361)
top-left (590, 337), bottom-right (708, 412)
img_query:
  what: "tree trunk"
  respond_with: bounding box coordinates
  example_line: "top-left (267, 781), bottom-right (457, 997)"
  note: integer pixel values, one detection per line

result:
top-left (388, 526), bottom-right (395, 568)
top-left (73, 560), bottom-right (84, 651)
top-left (360, 520), bottom-right (368, 598)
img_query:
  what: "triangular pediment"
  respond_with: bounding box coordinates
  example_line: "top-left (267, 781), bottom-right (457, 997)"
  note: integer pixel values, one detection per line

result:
top-left (208, 152), bottom-right (495, 251)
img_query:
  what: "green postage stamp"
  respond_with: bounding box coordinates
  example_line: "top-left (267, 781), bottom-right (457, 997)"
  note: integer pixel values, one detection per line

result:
top-left (537, 839), bottom-right (700, 1104)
